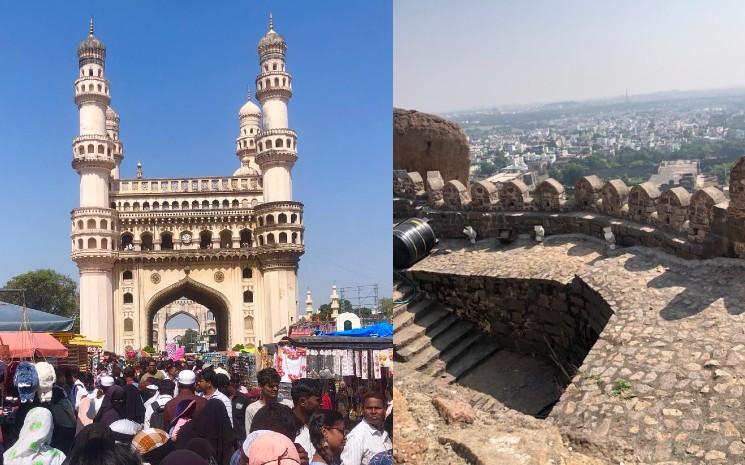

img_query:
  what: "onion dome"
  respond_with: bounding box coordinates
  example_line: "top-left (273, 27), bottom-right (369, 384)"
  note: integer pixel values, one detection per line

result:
top-left (258, 14), bottom-right (287, 54)
top-left (233, 157), bottom-right (259, 176)
top-left (77, 18), bottom-right (106, 59)
top-left (239, 96), bottom-right (261, 118)
top-left (106, 106), bottom-right (119, 122)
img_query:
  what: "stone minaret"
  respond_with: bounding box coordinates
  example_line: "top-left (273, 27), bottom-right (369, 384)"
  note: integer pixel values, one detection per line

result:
top-left (235, 92), bottom-right (262, 176)
top-left (305, 290), bottom-right (314, 316)
top-left (254, 14), bottom-right (303, 340)
top-left (330, 285), bottom-right (340, 317)
top-left (255, 13), bottom-right (296, 202)
top-left (105, 106), bottom-right (124, 179)
top-left (71, 19), bottom-right (117, 350)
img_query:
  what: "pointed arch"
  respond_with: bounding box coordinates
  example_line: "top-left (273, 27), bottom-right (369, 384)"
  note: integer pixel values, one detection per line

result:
top-left (145, 277), bottom-right (231, 350)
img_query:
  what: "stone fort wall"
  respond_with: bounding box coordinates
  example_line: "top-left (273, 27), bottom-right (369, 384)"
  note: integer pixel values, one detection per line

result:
top-left (408, 269), bottom-right (613, 377)
top-left (394, 156), bottom-right (745, 259)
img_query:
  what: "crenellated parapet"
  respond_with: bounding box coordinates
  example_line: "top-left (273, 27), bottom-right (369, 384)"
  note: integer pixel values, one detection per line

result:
top-left (470, 180), bottom-right (499, 210)
top-left (628, 182), bottom-right (660, 224)
top-left (393, 157), bottom-right (745, 259)
top-left (533, 178), bottom-right (566, 212)
top-left (657, 187), bottom-right (690, 233)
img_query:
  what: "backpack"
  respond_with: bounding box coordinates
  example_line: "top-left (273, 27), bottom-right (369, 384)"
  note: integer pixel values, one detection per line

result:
top-left (149, 402), bottom-right (167, 430)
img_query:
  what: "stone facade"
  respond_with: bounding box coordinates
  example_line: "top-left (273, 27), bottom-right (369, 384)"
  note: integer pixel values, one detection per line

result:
top-left (657, 187), bottom-right (690, 233)
top-left (72, 19), bottom-right (304, 352)
top-left (533, 178), bottom-right (566, 212)
top-left (391, 155), bottom-right (745, 260)
top-left (409, 270), bottom-right (613, 377)
top-left (500, 179), bottom-right (531, 210)
top-left (628, 182), bottom-right (660, 223)
top-left (425, 171), bottom-right (445, 208)
top-left (574, 175), bottom-right (604, 211)
top-left (727, 158), bottom-right (745, 257)
top-left (469, 180), bottom-right (499, 210)
top-left (600, 179), bottom-right (629, 216)
top-left (689, 187), bottom-right (726, 243)
top-left (394, 108), bottom-right (470, 185)
top-left (442, 180), bottom-right (471, 209)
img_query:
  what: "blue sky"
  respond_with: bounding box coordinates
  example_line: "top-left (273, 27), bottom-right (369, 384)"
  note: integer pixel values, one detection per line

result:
top-left (396, 0), bottom-right (745, 113)
top-left (0, 1), bottom-right (392, 329)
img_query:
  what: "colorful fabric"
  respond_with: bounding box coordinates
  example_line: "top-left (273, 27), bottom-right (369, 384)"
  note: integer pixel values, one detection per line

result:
top-left (4, 407), bottom-right (66, 465)
top-left (275, 347), bottom-right (307, 383)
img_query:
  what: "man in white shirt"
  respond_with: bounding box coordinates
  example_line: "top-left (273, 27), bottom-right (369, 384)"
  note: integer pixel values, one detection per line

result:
top-left (340, 391), bottom-right (391, 465)
top-left (292, 378), bottom-right (322, 458)
top-left (197, 367), bottom-right (233, 427)
top-left (244, 368), bottom-right (293, 434)
top-left (144, 378), bottom-right (175, 429)
top-left (87, 375), bottom-right (115, 420)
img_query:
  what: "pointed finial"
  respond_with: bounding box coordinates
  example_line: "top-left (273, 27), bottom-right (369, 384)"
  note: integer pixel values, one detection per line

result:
top-left (89, 17), bottom-right (94, 36)
top-left (269, 13), bottom-right (274, 31)
top-left (246, 86), bottom-right (252, 101)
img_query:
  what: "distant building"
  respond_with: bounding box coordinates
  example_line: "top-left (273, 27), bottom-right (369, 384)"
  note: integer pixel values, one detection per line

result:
top-left (648, 160), bottom-right (704, 192)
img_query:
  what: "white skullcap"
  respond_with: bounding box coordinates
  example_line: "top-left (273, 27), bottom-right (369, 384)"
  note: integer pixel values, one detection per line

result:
top-left (100, 376), bottom-right (115, 387)
top-left (177, 369), bottom-right (196, 385)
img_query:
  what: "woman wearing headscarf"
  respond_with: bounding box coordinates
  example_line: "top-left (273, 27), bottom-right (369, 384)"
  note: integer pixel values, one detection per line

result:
top-left (61, 423), bottom-right (112, 465)
top-left (93, 385), bottom-right (126, 428)
top-left (162, 450), bottom-right (209, 465)
top-left (48, 385), bottom-right (76, 454)
top-left (186, 438), bottom-right (218, 465)
top-left (4, 407), bottom-right (66, 465)
top-left (247, 431), bottom-right (300, 465)
top-left (175, 398), bottom-right (235, 465)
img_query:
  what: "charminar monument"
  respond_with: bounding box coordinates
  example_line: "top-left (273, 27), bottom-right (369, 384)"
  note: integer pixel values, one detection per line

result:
top-left (70, 16), bottom-right (304, 353)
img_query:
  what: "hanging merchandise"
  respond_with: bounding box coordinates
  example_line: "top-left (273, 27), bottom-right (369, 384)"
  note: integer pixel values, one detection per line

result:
top-left (361, 351), bottom-right (369, 380)
top-left (333, 349), bottom-right (341, 377)
top-left (342, 350), bottom-right (354, 377)
top-left (232, 353), bottom-right (257, 387)
top-left (14, 362), bottom-right (38, 403)
top-left (275, 346), bottom-right (307, 383)
top-left (372, 350), bottom-right (382, 379)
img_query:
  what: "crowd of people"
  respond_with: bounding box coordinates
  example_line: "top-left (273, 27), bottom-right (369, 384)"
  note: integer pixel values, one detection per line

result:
top-left (0, 355), bottom-right (392, 465)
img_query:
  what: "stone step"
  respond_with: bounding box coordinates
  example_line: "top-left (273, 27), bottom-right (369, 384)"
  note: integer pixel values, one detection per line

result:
top-left (395, 309), bottom-right (459, 348)
top-left (421, 331), bottom-right (485, 377)
top-left (447, 339), bottom-right (502, 382)
top-left (392, 290), bottom-right (422, 319)
top-left (392, 298), bottom-right (430, 332)
top-left (402, 319), bottom-right (475, 372)
top-left (396, 330), bottom-right (437, 362)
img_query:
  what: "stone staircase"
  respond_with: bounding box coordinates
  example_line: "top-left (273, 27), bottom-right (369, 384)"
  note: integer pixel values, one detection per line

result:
top-left (394, 296), bottom-right (501, 386)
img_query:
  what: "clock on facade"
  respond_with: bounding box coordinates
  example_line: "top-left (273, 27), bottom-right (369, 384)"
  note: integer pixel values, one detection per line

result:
top-left (181, 232), bottom-right (192, 244)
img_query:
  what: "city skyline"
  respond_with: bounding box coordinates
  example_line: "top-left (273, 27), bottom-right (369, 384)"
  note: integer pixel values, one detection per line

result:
top-left (395, 0), bottom-right (745, 114)
top-left (0, 2), bottom-right (392, 329)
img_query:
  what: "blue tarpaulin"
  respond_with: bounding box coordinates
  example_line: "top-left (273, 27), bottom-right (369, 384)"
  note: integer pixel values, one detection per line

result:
top-left (0, 301), bottom-right (74, 332)
top-left (324, 322), bottom-right (393, 337)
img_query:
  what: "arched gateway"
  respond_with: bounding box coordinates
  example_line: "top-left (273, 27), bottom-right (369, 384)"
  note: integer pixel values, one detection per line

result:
top-left (69, 18), bottom-right (305, 353)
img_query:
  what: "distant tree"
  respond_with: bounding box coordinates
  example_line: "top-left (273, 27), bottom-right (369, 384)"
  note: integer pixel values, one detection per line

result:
top-left (318, 303), bottom-right (332, 320)
top-left (3, 269), bottom-right (79, 318)
top-left (379, 298), bottom-right (394, 319)
top-left (142, 345), bottom-right (156, 354)
top-left (182, 328), bottom-right (200, 345)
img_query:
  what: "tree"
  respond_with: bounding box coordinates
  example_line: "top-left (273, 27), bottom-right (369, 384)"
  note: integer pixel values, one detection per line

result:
top-left (3, 269), bottom-right (79, 318)
top-left (182, 328), bottom-right (200, 345)
top-left (379, 298), bottom-right (393, 319)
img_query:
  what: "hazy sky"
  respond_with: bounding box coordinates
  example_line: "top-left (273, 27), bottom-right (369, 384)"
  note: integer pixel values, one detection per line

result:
top-left (0, 1), bottom-right (391, 332)
top-left (395, 0), bottom-right (745, 113)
